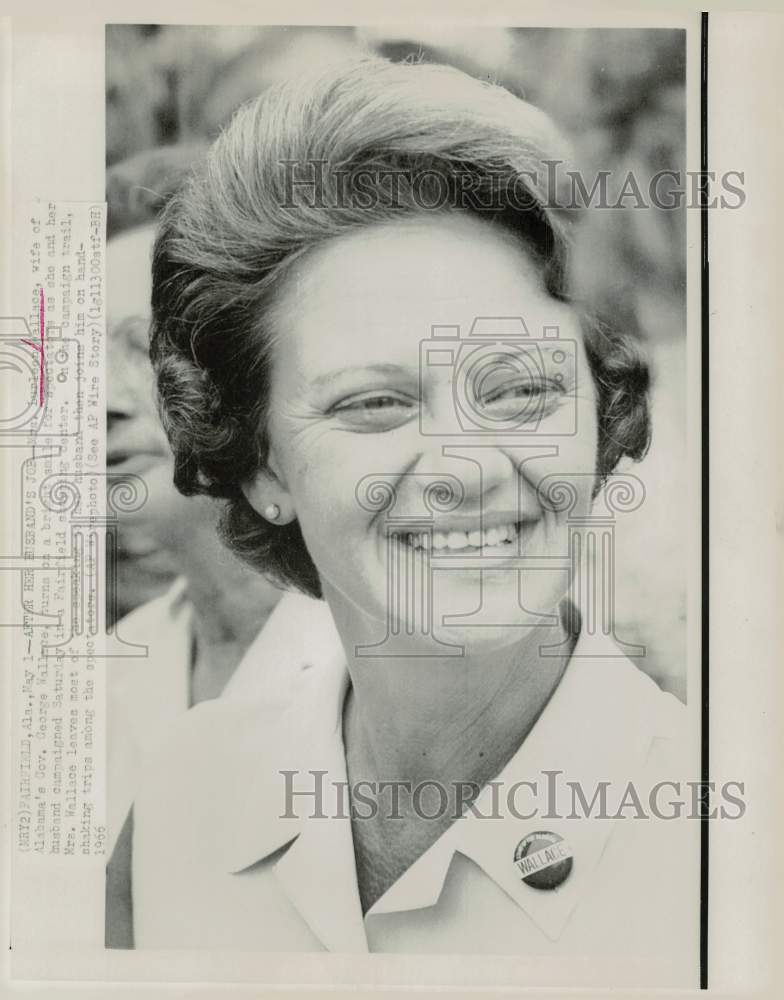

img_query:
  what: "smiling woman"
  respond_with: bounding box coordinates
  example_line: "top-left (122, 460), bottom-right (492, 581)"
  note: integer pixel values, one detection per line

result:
top-left (132, 55), bottom-right (698, 980)
top-left (150, 58), bottom-right (650, 602)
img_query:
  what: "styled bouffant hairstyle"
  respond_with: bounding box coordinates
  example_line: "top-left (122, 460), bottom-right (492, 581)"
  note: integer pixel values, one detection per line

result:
top-left (150, 56), bottom-right (651, 599)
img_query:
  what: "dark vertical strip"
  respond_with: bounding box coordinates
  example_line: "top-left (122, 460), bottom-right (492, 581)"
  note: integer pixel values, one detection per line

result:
top-left (700, 9), bottom-right (710, 992)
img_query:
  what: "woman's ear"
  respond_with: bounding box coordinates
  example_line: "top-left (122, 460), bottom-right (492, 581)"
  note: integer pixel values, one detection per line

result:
top-left (242, 468), bottom-right (296, 525)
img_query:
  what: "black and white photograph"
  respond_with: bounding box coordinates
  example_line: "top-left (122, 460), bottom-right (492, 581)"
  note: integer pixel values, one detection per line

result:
top-left (104, 22), bottom-right (701, 983)
top-left (2, 6), bottom-right (781, 998)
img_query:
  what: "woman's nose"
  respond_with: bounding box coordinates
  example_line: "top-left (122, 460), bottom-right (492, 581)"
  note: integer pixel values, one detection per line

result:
top-left (412, 432), bottom-right (518, 511)
top-left (107, 374), bottom-right (138, 423)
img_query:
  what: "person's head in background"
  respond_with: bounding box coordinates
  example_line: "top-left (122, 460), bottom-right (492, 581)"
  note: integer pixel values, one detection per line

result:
top-left (107, 152), bottom-right (282, 701)
top-left (107, 223), bottom-right (180, 617)
top-left (105, 30), bottom-right (369, 627)
top-left (106, 145), bottom-right (207, 621)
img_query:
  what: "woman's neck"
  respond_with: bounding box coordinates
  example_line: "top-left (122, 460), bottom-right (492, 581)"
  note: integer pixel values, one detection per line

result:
top-left (336, 600), bottom-right (573, 795)
top-left (334, 595), bottom-right (575, 915)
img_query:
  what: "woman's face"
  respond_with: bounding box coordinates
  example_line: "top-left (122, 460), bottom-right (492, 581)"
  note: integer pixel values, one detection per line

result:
top-left (254, 214), bottom-right (598, 652)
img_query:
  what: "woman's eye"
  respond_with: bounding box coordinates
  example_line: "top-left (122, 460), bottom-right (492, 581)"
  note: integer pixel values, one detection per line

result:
top-left (477, 378), bottom-right (565, 418)
top-left (331, 393), bottom-right (415, 431)
top-left (481, 382), bottom-right (543, 404)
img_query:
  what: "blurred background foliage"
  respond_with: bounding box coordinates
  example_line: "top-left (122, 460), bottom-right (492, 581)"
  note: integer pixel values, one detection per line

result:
top-left (106, 24), bottom-right (688, 699)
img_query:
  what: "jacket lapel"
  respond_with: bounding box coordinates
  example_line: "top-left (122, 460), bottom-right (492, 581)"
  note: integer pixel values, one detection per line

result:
top-left (223, 643), bottom-right (368, 951)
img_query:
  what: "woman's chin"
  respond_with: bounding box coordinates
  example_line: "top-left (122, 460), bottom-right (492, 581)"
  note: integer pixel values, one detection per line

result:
top-left (321, 550), bottom-right (568, 659)
top-left (429, 618), bottom-right (561, 658)
top-left (346, 584), bottom-right (566, 659)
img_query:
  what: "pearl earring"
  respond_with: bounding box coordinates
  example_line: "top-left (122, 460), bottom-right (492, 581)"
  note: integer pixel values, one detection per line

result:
top-left (264, 503), bottom-right (281, 522)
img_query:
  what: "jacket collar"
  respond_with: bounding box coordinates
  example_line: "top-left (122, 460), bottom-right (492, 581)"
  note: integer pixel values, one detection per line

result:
top-left (364, 632), bottom-right (676, 940)
top-left (224, 641), bottom-right (367, 951)
top-left (216, 621), bottom-right (677, 948)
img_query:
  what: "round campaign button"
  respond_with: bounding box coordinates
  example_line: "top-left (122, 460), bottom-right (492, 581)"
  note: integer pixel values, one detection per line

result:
top-left (512, 831), bottom-right (573, 890)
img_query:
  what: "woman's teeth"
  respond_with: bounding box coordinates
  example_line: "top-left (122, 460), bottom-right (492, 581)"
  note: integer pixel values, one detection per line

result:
top-left (404, 522), bottom-right (520, 551)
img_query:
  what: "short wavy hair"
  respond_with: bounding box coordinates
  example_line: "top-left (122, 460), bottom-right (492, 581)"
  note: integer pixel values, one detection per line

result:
top-left (150, 56), bottom-right (651, 599)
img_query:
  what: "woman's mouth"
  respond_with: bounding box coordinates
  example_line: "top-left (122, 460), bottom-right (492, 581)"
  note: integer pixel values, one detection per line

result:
top-left (400, 520), bottom-right (526, 552)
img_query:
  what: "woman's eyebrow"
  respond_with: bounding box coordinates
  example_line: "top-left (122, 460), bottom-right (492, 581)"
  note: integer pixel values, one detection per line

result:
top-left (311, 363), bottom-right (419, 389)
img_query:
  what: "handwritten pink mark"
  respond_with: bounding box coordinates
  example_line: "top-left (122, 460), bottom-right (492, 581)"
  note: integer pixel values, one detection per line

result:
top-left (21, 288), bottom-right (45, 406)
